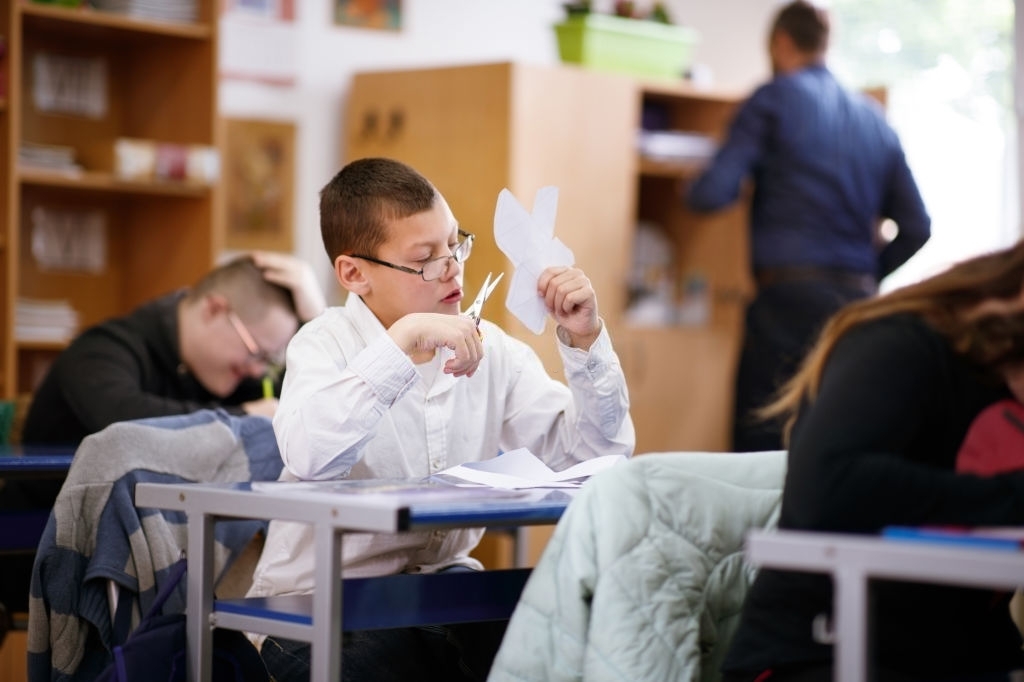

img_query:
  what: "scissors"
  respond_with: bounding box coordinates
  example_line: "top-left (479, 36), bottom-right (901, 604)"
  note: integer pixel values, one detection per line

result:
top-left (463, 272), bottom-right (504, 326)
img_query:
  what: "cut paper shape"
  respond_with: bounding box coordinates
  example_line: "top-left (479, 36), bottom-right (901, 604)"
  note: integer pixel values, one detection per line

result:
top-left (493, 187), bottom-right (574, 334)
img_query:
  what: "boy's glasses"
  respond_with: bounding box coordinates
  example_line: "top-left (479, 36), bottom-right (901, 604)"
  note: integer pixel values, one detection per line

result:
top-left (350, 230), bottom-right (474, 282)
top-left (227, 310), bottom-right (282, 368)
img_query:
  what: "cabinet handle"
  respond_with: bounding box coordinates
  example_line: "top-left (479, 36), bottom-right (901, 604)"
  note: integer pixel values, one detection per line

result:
top-left (386, 109), bottom-right (404, 139)
top-left (359, 110), bottom-right (379, 139)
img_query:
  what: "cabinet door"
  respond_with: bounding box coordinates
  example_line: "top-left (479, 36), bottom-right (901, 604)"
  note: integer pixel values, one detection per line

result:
top-left (345, 62), bottom-right (513, 248)
top-left (616, 311), bottom-right (743, 454)
top-left (345, 63), bottom-right (515, 317)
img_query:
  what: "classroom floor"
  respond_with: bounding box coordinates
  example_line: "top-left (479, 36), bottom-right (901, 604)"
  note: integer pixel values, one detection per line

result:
top-left (0, 614), bottom-right (28, 681)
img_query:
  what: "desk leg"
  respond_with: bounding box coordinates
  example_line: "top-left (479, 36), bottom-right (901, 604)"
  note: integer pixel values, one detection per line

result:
top-left (834, 565), bottom-right (869, 682)
top-left (186, 512), bottom-right (215, 682)
top-left (311, 523), bottom-right (343, 682)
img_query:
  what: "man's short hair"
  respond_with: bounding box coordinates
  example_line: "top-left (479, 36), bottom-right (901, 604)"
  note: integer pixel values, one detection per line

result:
top-left (772, 0), bottom-right (829, 55)
top-left (188, 256), bottom-right (296, 322)
top-left (319, 157), bottom-right (438, 264)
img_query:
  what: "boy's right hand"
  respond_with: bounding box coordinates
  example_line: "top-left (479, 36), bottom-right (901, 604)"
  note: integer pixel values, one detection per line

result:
top-left (388, 313), bottom-right (483, 377)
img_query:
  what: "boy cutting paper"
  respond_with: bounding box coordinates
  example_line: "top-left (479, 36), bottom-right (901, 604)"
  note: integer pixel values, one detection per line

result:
top-left (248, 157), bottom-right (635, 681)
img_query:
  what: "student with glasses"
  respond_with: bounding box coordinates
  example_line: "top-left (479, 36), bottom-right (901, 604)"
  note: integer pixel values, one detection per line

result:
top-left (4, 252), bottom-right (324, 621)
top-left (248, 156), bottom-right (635, 682)
top-left (21, 252), bottom-right (327, 450)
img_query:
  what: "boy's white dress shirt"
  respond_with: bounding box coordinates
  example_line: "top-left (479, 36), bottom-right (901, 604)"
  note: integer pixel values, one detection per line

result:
top-left (247, 293), bottom-right (634, 602)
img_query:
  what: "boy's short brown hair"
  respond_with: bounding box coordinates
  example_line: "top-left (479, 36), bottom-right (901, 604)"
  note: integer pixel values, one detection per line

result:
top-left (319, 157), bottom-right (438, 264)
top-left (188, 256), bottom-right (296, 322)
top-left (772, 0), bottom-right (829, 55)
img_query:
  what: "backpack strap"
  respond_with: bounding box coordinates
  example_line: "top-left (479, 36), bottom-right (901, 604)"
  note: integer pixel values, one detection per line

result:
top-left (112, 556), bottom-right (188, 646)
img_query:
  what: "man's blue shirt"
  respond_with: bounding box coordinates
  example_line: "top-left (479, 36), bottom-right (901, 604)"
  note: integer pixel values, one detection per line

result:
top-left (688, 64), bottom-right (930, 278)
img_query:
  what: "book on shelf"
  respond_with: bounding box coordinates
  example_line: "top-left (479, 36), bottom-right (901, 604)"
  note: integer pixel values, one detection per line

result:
top-left (15, 298), bottom-right (79, 344)
top-left (636, 129), bottom-right (717, 163)
top-left (89, 0), bottom-right (198, 23)
top-left (19, 142), bottom-right (82, 174)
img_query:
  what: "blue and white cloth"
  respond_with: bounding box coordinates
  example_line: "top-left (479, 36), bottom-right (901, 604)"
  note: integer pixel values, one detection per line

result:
top-left (27, 409), bottom-right (282, 682)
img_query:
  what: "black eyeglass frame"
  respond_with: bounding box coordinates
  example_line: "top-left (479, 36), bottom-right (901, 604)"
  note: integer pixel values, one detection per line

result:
top-left (349, 230), bottom-right (475, 281)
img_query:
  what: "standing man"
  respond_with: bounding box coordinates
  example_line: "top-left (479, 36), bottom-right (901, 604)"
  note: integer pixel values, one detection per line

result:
top-left (687, 0), bottom-right (930, 451)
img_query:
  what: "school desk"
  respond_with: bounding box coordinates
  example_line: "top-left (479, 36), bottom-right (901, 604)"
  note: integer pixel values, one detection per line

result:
top-left (745, 528), bottom-right (1024, 682)
top-left (135, 479), bottom-right (572, 682)
top-left (0, 447), bottom-right (74, 552)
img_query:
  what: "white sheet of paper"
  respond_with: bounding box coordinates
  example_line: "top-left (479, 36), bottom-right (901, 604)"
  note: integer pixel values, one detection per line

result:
top-left (493, 187), bottom-right (574, 334)
top-left (434, 448), bottom-right (626, 490)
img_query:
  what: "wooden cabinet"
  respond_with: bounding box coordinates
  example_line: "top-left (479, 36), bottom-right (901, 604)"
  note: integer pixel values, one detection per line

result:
top-left (345, 62), bottom-right (751, 455)
top-left (1, 2), bottom-right (221, 400)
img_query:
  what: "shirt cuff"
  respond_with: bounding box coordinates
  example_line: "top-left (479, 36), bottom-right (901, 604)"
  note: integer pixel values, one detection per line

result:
top-left (347, 334), bottom-right (418, 405)
top-left (557, 319), bottom-right (615, 370)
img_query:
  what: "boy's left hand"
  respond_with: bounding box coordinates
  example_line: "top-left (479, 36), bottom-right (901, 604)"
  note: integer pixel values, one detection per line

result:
top-left (252, 251), bottom-right (328, 323)
top-left (538, 266), bottom-right (601, 349)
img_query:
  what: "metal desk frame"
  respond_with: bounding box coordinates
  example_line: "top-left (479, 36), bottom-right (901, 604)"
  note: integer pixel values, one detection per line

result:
top-left (745, 529), bottom-right (1024, 682)
top-left (135, 481), bottom-right (569, 682)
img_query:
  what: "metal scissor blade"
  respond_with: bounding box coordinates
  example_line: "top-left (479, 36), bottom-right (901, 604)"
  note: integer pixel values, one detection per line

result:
top-left (464, 272), bottom-right (504, 323)
top-left (482, 271), bottom-right (504, 301)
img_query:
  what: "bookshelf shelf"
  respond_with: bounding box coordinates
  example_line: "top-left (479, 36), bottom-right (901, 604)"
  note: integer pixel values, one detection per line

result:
top-left (15, 339), bottom-right (68, 352)
top-left (637, 156), bottom-right (704, 179)
top-left (19, 168), bottom-right (213, 197)
top-left (20, 3), bottom-right (211, 41)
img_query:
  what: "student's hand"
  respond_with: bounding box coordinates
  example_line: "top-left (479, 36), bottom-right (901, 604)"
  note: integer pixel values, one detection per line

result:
top-left (539, 266), bottom-right (601, 350)
top-left (242, 396), bottom-right (279, 418)
top-left (387, 313), bottom-right (484, 377)
top-left (252, 251), bottom-right (328, 323)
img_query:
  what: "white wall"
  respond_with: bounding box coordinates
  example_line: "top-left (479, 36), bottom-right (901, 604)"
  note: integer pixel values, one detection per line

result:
top-left (219, 0), bottom-right (777, 298)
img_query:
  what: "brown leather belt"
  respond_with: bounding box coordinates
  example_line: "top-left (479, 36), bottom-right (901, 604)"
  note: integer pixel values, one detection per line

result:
top-left (754, 266), bottom-right (878, 295)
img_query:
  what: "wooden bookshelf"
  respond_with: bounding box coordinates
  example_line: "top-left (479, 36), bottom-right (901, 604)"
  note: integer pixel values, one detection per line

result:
top-left (1, 1), bottom-right (222, 399)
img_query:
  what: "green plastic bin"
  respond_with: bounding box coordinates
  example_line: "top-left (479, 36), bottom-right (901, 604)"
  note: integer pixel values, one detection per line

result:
top-left (554, 14), bottom-right (699, 79)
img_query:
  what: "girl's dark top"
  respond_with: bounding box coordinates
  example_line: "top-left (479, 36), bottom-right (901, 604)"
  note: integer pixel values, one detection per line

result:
top-left (22, 291), bottom-right (264, 447)
top-left (723, 313), bottom-right (1024, 677)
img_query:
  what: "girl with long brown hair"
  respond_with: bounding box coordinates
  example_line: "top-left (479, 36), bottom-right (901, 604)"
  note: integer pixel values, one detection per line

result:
top-left (722, 241), bottom-right (1024, 680)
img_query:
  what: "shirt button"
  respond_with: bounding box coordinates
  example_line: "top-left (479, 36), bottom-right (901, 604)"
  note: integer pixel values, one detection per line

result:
top-left (431, 460), bottom-right (442, 471)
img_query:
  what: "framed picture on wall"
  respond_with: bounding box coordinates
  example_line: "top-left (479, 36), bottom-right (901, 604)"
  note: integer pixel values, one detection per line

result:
top-left (223, 118), bottom-right (296, 252)
top-left (334, 0), bottom-right (402, 31)
top-left (220, 0), bottom-right (297, 85)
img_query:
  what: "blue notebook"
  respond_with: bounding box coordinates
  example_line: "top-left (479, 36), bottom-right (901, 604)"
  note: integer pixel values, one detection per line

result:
top-left (882, 526), bottom-right (1024, 552)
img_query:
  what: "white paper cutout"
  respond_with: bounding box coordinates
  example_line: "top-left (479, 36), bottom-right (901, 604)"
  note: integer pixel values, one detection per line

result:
top-left (493, 187), bottom-right (574, 334)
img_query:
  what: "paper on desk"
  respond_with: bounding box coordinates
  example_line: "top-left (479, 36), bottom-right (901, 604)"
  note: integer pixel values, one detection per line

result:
top-left (433, 447), bottom-right (626, 490)
top-left (493, 187), bottom-right (574, 334)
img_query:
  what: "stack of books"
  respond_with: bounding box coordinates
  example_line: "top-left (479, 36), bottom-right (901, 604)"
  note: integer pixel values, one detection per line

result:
top-left (90, 0), bottom-right (197, 23)
top-left (15, 298), bottom-right (80, 344)
top-left (19, 142), bottom-right (81, 174)
top-left (636, 129), bottom-right (717, 163)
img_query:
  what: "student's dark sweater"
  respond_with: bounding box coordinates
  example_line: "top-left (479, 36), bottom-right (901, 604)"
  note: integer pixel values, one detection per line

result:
top-left (22, 291), bottom-right (262, 448)
top-left (723, 314), bottom-right (1024, 678)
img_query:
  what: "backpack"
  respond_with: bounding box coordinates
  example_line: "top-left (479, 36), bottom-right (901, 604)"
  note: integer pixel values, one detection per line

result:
top-left (96, 558), bottom-right (269, 682)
